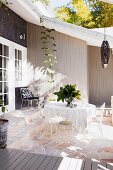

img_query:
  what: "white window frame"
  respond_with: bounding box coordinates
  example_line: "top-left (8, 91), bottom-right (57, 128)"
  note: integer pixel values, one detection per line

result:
top-left (15, 49), bottom-right (22, 81)
top-left (14, 44), bottom-right (27, 88)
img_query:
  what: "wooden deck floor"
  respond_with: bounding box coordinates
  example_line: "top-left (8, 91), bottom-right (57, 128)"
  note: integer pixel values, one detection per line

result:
top-left (0, 149), bottom-right (113, 170)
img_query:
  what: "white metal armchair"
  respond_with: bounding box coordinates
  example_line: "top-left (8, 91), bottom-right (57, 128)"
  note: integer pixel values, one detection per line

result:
top-left (88, 103), bottom-right (105, 136)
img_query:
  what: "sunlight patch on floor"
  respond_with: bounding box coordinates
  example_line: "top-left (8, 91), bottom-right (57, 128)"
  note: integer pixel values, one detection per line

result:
top-left (5, 109), bottom-right (113, 161)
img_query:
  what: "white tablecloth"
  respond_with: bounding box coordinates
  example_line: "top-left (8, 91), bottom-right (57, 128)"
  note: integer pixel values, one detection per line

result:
top-left (44, 101), bottom-right (96, 131)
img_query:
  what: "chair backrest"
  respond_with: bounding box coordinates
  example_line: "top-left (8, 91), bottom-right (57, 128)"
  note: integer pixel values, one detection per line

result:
top-left (20, 88), bottom-right (33, 99)
top-left (100, 103), bottom-right (105, 108)
top-left (99, 102), bottom-right (105, 124)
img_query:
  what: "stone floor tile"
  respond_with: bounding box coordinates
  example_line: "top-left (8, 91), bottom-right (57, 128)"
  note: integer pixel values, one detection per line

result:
top-left (45, 141), bottom-right (60, 148)
top-left (54, 142), bottom-right (72, 150)
top-left (4, 109), bottom-right (113, 161)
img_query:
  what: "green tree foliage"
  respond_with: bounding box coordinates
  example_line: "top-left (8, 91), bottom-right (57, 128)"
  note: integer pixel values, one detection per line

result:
top-left (72, 0), bottom-right (95, 28)
top-left (56, 0), bottom-right (113, 28)
top-left (56, 6), bottom-right (77, 24)
top-left (0, 0), bottom-right (11, 8)
top-left (89, 0), bottom-right (113, 27)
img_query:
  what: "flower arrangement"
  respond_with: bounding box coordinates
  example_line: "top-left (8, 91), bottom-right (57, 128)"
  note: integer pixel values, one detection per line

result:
top-left (54, 84), bottom-right (81, 107)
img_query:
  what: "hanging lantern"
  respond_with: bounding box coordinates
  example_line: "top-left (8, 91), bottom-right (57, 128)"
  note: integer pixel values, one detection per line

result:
top-left (101, 40), bottom-right (110, 68)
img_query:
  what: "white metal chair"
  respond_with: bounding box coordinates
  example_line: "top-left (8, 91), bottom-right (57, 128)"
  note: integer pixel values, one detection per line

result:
top-left (88, 103), bottom-right (105, 136)
top-left (57, 109), bottom-right (75, 141)
top-left (44, 109), bottom-right (60, 136)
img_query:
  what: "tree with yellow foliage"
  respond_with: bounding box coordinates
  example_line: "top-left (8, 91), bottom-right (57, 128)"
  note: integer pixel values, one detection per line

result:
top-left (56, 0), bottom-right (113, 28)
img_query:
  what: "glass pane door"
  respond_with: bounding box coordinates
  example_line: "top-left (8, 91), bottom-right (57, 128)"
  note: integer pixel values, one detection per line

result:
top-left (0, 43), bottom-right (9, 105)
top-left (15, 49), bottom-right (22, 81)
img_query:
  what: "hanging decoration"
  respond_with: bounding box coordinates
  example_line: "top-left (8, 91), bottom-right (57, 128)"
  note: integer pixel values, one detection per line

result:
top-left (40, 18), bottom-right (57, 83)
top-left (101, 28), bottom-right (110, 68)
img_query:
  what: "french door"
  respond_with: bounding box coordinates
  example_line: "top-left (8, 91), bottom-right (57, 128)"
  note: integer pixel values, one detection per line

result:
top-left (0, 43), bottom-right (9, 106)
top-left (0, 37), bottom-right (27, 111)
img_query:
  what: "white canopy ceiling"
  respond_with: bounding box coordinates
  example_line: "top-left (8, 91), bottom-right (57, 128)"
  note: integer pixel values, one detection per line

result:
top-left (42, 16), bottom-right (113, 48)
top-left (2, 0), bottom-right (113, 48)
top-left (3, 0), bottom-right (41, 25)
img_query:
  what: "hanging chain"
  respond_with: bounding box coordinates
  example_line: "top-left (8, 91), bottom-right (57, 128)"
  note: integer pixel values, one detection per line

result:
top-left (104, 27), bottom-right (106, 41)
top-left (104, 2), bottom-right (108, 41)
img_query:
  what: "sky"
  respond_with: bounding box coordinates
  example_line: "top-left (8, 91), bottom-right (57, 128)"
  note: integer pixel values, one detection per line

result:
top-left (34, 0), bottom-right (71, 18)
top-left (50, 0), bottom-right (71, 8)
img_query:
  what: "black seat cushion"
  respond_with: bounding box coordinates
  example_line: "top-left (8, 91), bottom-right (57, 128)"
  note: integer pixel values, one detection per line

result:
top-left (28, 96), bottom-right (39, 100)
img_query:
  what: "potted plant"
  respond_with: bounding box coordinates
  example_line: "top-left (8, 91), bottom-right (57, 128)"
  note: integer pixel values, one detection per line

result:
top-left (0, 99), bottom-right (7, 117)
top-left (54, 84), bottom-right (81, 107)
top-left (0, 99), bottom-right (8, 148)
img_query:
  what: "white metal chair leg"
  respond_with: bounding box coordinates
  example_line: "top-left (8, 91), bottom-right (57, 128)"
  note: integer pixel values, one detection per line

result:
top-left (39, 107), bottom-right (44, 118)
top-left (28, 100), bottom-right (30, 108)
top-left (99, 124), bottom-right (103, 136)
top-left (2, 113), bottom-right (4, 118)
top-left (30, 100), bottom-right (34, 111)
top-left (30, 100), bottom-right (32, 107)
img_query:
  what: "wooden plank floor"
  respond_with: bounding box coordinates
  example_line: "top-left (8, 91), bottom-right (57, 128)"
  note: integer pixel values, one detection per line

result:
top-left (0, 149), bottom-right (113, 170)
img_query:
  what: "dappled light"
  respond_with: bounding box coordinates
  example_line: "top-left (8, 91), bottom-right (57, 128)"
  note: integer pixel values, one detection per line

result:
top-left (98, 164), bottom-right (109, 170)
top-left (58, 158), bottom-right (84, 169)
top-left (60, 152), bottom-right (69, 157)
top-left (5, 107), bottom-right (113, 162)
top-left (24, 60), bottom-right (66, 85)
top-left (1, 0), bottom-right (113, 169)
top-left (67, 146), bottom-right (83, 151)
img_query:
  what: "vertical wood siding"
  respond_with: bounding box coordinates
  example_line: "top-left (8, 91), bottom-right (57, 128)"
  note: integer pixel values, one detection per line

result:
top-left (27, 23), bottom-right (88, 100)
top-left (0, 4), bottom-right (27, 47)
top-left (88, 46), bottom-right (113, 105)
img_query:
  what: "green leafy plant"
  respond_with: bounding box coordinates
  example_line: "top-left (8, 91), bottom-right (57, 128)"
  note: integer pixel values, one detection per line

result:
top-left (0, 0), bottom-right (11, 17)
top-left (0, 99), bottom-right (7, 115)
top-left (0, 0), bottom-right (11, 9)
top-left (54, 84), bottom-right (81, 106)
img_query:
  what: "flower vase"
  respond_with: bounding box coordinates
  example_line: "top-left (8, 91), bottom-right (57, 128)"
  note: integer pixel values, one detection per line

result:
top-left (65, 98), bottom-right (73, 108)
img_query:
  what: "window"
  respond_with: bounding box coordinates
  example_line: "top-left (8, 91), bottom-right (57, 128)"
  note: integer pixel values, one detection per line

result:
top-left (0, 43), bottom-right (9, 105)
top-left (15, 49), bottom-right (22, 81)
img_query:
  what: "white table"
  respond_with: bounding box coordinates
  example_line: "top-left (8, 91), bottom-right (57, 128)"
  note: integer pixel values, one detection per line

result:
top-left (44, 101), bottom-right (96, 131)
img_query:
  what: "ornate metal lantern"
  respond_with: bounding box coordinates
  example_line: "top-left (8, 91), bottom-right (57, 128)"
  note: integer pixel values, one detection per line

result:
top-left (101, 40), bottom-right (110, 68)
